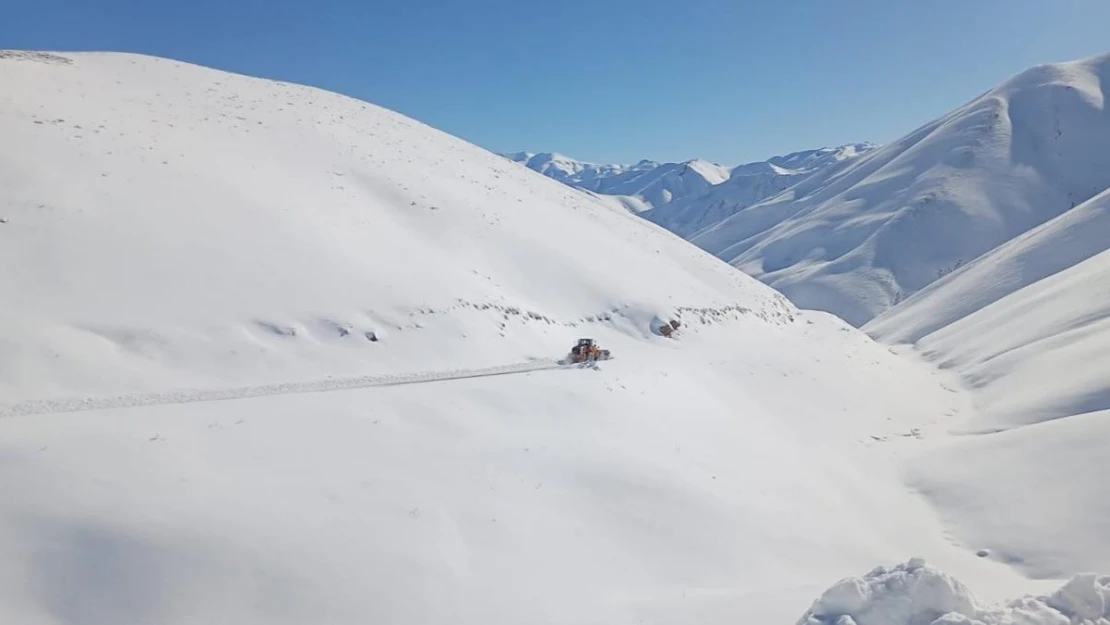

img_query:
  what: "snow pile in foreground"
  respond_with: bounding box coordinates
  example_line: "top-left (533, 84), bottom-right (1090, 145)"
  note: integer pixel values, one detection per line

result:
top-left (800, 559), bottom-right (1110, 625)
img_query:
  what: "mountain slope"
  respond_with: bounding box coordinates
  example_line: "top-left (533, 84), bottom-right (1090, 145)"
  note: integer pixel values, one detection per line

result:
top-left (866, 187), bottom-right (1110, 345)
top-left (0, 50), bottom-right (1091, 624)
top-left (691, 52), bottom-right (1110, 326)
top-left (864, 186), bottom-right (1110, 428)
top-left (0, 49), bottom-right (795, 401)
top-left (889, 246), bottom-right (1110, 576)
top-left (860, 128), bottom-right (1110, 584)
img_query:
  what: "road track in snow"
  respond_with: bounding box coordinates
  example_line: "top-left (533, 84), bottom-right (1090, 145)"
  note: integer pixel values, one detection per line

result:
top-left (0, 359), bottom-right (586, 418)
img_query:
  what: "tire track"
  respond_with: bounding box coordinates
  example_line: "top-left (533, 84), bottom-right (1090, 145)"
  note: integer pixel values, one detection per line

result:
top-left (1, 359), bottom-right (582, 418)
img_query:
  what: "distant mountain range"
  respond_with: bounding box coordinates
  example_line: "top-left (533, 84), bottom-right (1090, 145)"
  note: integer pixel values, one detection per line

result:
top-left (502, 144), bottom-right (875, 215)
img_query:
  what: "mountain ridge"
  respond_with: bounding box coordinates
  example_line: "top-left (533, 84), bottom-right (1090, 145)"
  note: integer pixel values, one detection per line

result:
top-left (502, 143), bottom-right (876, 216)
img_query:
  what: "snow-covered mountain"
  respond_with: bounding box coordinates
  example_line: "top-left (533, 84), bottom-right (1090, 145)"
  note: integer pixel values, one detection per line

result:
top-left (504, 144), bottom-right (875, 218)
top-left (690, 52), bottom-right (1110, 327)
top-left (643, 143), bottom-right (876, 238)
top-left (504, 151), bottom-right (732, 212)
top-left (0, 49), bottom-right (1103, 624)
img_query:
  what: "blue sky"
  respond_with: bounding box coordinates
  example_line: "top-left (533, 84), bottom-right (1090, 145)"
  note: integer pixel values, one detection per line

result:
top-left (5, 0), bottom-right (1110, 164)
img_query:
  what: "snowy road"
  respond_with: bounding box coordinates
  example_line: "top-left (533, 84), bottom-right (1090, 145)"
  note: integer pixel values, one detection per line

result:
top-left (0, 359), bottom-right (580, 418)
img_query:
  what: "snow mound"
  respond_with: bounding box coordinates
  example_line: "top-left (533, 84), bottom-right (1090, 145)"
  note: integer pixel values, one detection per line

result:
top-left (799, 559), bottom-right (1110, 625)
top-left (691, 51), bottom-right (1110, 326)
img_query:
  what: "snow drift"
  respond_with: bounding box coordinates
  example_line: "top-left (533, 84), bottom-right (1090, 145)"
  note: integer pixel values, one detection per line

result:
top-left (691, 51), bottom-right (1110, 326)
top-left (800, 559), bottom-right (1110, 625)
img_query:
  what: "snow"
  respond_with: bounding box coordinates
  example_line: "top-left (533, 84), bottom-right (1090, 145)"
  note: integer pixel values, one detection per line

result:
top-left (908, 410), bottom-right (1110, 580)
top-left (688, 52), bottom-right (1110, 326)
top-left (800, 559), bottom-right (1110, 625)
top-left (1, 49), bottom-right (1104, 624)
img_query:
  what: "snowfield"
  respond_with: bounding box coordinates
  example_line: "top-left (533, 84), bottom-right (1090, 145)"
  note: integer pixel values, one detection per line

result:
top-left (0, 49), bottom-right (1105, 624)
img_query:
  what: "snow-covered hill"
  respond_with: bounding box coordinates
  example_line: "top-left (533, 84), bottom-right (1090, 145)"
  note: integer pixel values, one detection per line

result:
top-left (0, 50), bottom-right (1101, 624)
top-left (691, 52), bottom-right (1110, 327)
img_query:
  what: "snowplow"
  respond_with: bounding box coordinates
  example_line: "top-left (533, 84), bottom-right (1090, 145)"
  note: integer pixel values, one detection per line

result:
top-left (566, 338), bottom-right (611, 364)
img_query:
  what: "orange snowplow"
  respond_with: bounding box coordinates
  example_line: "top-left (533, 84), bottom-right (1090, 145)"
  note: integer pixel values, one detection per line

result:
top-left (567, 338), bottom-right (611, 364)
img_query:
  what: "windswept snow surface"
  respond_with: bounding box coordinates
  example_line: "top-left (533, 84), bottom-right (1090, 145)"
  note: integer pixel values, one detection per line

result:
top-left (0, 50), bottom-right (1085, 624)
top-left (692, 52), bottom-right (1110, 326)
top-left (799, 558), bottom-right (1109, 625)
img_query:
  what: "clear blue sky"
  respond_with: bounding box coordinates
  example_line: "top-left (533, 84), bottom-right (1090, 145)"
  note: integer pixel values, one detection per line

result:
top-left (5, 0), bottom-right (1110, 164)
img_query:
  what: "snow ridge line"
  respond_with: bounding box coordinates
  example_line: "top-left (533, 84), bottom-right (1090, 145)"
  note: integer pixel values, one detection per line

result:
top-left (0, 359), bottom-right (573, 418)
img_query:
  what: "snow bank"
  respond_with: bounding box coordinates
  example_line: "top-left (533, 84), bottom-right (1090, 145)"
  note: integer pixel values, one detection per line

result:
top-left (799, 559), bottom-right (1110, 625)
